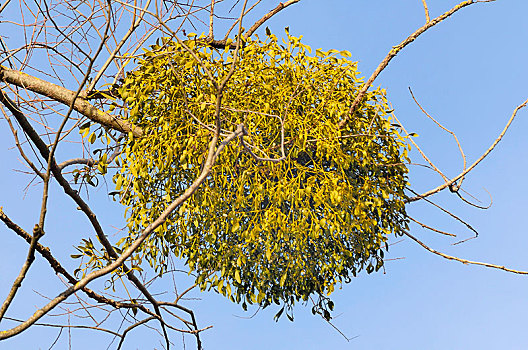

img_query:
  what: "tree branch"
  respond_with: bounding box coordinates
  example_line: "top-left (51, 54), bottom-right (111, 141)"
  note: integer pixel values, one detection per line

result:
top-left (409, 88), bottom-right (467, 188)
top-left (404, 231), bottom-right (528, 275)
top-left (0, 96), bottom-right (45, 179)
top-left (421, 0), bottom-right (431, 22)
top-left (245, 0), bottom-right (301, 38)
top-left (339, 0), bottom-right (493, 128)
top-left (0, 223), bottom-right (44, 321)
top-left (85, 0), bottom-right (153, 93)
top-left (0, 207), bottom-right (152, 317)
top-left (0, 66), bottom-right (143, 137)
top-left (0, 115), bottom-right (246, 340)
top-left (408, 215), bottom-right (456, 237)
top-left (406, 97), bottom-right (528, 202)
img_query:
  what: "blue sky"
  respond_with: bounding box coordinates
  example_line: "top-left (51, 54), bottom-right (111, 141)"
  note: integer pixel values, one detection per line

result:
top-left (1, 1), bottom-right (528, 349)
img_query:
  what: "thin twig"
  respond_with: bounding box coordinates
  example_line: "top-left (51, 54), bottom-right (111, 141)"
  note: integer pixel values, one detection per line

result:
top-left (404, 231), bottom-right (528, 275)
top-left (0, 99), bottom-right (45, 179)
top-left (391, 108), bottom-right (450, 183)
top-left (407, 97), bottom-right (528, 202)
top-left (339, 0), bottom-right (493, 128)
top-left (409, 87), bottom-right (467, 188)
top-left (3, 316), bottom-right (121, 337)
top-left (421, 0), bottom-right (430, 22)
top-left (408, 215), bottom-right (456, 237)
top-left (85, 0), bottom-right (153, 93)
top-left (407, 188), bottom-right (479, 238)
top-left (208, 0), bottom-right (215, 40)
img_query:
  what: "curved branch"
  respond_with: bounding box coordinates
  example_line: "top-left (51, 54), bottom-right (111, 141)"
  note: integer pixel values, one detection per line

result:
top-left (404, 231), bottom-right (528, 275)
top-left (406, 97), bottom-right (528, 202)
top-left (117, 316), bottom-right (157, 350)
top-left (409, 87), bottom-right (467, 186)
top-left (408, 215), bottom-right (456, 237)
top-left (339, 0), bottom-right (494, 128)
top-left (454, 188), bottom-right (493, 210)
top-left (421, 0), bottom-right (431, 23)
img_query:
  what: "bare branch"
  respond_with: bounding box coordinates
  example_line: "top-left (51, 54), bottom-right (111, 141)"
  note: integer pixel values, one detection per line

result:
top-left (421, 0), bottom-right (431, 22)
top-left (58, 143), bottom-right (121, 170)
top-left (407, 188), bottom-right (479, 238)
top-left (3, 316), bottom-right (121, 337)
top-left (409, 88), bottom-right (467, 188)
top-left (408, 215), bottom-right (456, 237)
top-left (0, 118), bottom-right (246, 339)
top-left (86, 0), bottom-right (153, 93)
top-left (339, 0), bottom-right (493, 128)
top-left (0, 0), bottom-right (11, 15)
top-left (245, 0), bottom-right (301, 38)
top-left (391, 109), bottom-right (450, 183)
top-left (223, 0), bottom-right (262, 40)
top-left (404, 231), bottom-right (528, 275)
top-left (407, 97), bottom-right (528, 202)
top-left (0, 96), bottom-right (45, 179)
top-left (454, 188), bottom-right (493, 210)
top-left (0, 66), bottom-right (143, 137)
top-left (208, 0), bottom-right (215, 40)
top-left (117, 316), bottom-right (157, 350)
top-left (57, 158), bottom-right (96, 170)
top-left (0, 224), bottom-right (44, 321)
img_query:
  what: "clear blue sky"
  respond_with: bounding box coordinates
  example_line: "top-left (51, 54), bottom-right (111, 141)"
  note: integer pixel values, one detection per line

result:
top-left (1, 1), bottom-right (528, 349)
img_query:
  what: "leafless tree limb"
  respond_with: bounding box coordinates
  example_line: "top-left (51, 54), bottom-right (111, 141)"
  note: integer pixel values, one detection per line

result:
top-left (409, 87), bottom-right (467, 186)
top-left (404, 231), bottom-right (528, 274)
top-left (421, 0), bottom-right (431, 22)
top-left (339, 0), bottom-right (495, 128)
top-left (391, 109), bottom-right (451, 185)
top-left (0, 223), bottom-right (44, 321)
top-left (407, 188), bottom-right (479, 239)
top-left (407, 97), bottom-right (528, 202)
top-left (408, 215), bottom-right (456, 237)
top-left (0, 66), bottom-right (143, 136)
top-left (3, 316), bottom-right (122, 337)
top-left (245, 0), bottom-right (301, 38)
top-left (0, 0), bottom-right (11, 15)
top-left (0, 95), bottom-right (45, 179)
